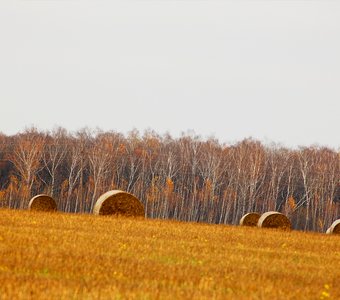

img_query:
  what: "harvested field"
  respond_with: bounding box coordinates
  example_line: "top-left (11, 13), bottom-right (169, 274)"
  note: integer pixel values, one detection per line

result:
top-left (0, 209), bottom-right (339, 299)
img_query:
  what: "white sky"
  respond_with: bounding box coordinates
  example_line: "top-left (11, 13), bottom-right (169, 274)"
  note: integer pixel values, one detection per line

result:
top-left (0, 1), bottom-right (339, 149)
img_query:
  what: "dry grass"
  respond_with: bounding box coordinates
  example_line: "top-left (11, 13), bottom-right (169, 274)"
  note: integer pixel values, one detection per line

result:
top-left (93, 190), bottom-right (144, 217)
top-left (0, 209), bottom-right (339, 300)
top-left (239, 212), bottom-right (261, 227)
top-left (258, 211), bottom-right (292, 230)
top-left (28, 194), bottom-right (57, 212)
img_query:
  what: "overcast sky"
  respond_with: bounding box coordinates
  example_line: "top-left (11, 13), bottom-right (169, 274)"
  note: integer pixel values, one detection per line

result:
top-left (0, 1), bottom-right (339, 149)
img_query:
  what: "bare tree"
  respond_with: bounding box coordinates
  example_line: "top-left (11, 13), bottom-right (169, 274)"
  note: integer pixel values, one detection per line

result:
top-left (42, 127), bottom-right (68, 197)
top-left (10, 128), bottom-right (45, 207)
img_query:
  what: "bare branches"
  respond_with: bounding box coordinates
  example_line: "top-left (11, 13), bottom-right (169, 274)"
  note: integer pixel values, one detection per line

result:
top-left (0, 127), bottom-right (339, 231)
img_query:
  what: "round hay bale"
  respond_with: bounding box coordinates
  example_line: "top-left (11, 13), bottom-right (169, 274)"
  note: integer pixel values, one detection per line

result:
top-left (327, 219), bottom-right (340, 234)
top-left (28, 194), bottom-right (57, 212)
top-left (239, 212), bottom-right (261, 227)
top-left (93, 190), bottom-right (145, 217)
top-left (257, 211), bottom-right (291, 230)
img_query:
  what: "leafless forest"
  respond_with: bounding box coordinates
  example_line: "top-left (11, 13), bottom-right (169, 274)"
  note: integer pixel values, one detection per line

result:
top-left (0, 127), bottom-right (339, 232)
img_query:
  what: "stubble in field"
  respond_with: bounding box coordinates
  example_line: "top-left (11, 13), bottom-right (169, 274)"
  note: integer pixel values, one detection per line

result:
top-left (0, 209), bottom-right (339, 299)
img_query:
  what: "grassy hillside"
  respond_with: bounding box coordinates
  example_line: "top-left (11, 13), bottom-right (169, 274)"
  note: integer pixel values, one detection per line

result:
top-left (0, 209), bottom-right (339, 300)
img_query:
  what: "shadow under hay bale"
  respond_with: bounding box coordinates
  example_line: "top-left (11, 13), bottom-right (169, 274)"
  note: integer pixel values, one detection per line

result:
top-left (239, 212), bottom-right (261, 227)
top-left (257, 211), bottom-right (291, 230)
top-left (28, 194), bottom-right (57, 212)
top-left (93, 190), bottom-right (145, 217)
top-left (326, 219), bottom-right (340, 234)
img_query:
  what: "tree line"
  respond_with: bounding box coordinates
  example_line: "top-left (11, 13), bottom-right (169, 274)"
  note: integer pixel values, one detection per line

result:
top-left (0, 127), bottom-right (339, 232)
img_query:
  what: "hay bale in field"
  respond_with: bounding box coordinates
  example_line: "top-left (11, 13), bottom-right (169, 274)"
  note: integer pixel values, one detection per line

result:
top-left (257, 211), bottom-right (291, 230)
top-left (239, 212), bottom-right (261, 227)
top-left (28, 194), bottom-right (57, 212)
top-left (326, 219), bottom-right (340, 234)
top-left (93, 190), bottom-right (144, 217)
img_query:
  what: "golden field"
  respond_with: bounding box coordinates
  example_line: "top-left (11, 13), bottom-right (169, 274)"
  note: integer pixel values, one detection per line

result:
top-left (0, 209), bottom-right (339, 300)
